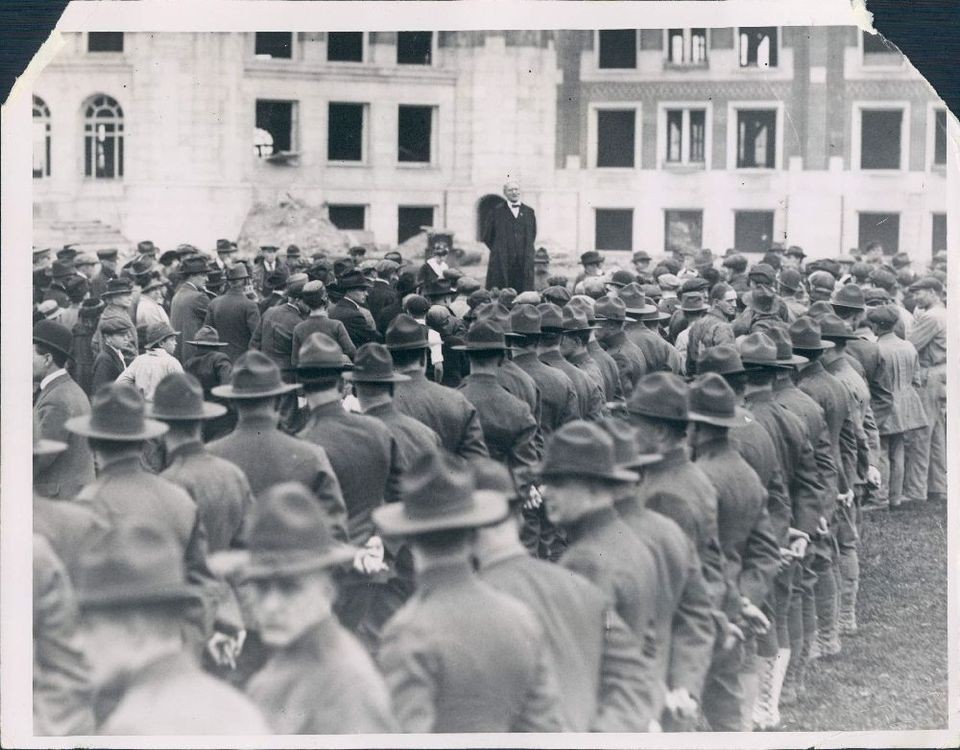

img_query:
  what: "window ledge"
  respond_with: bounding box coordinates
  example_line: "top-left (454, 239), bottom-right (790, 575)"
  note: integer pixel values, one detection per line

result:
top-left (663, 61), bottom-right (709, 71)
top-left (593, 166), bottom-right (638, 172)
top-left (396, 162), bottom-right (437, 169)
top-left (262, 152), bottom-right (301, 166)
top-left (737, 65), bottom-right (780, 72)
top-left (733, 167), bottom-right (777, 173)
top-left (325, 160), bottom-right (370, 168)
top-left (930, 164), bottom-right (947, 174)
top-left (856, 168), bottom-right (906, 174)
top-left (661, 162), bottom-right (707, 173)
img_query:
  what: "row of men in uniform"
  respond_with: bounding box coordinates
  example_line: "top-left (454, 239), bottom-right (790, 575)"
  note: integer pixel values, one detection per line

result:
top-left (35, 239), bottom-right (936, 729)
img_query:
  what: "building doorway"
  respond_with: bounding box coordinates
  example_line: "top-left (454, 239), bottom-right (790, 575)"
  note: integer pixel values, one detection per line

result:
top-left (476, 194), bottom-right (506, 241)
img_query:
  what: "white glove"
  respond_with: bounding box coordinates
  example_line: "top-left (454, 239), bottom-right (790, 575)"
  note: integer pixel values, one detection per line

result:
top-left (787, 527), bottom-right (810, 559)
top-left (353, 535), bottom-right (389, 575)
top-left (867, 466), bottom-right (882, 489)
top-left (523, 485), bottom-right (543, 510)
top-left (664, 688), bottom-right (698, 720)
top-left (837, 490), bottom-right (855, 508)
top-left (206, 629), bottom-right (245, 670)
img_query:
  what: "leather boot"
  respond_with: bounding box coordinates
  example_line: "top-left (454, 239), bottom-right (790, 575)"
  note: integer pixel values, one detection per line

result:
top-left (839, 577), bottom-right (859, 635)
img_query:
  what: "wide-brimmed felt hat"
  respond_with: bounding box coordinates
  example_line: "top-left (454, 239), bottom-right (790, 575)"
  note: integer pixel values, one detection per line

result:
top-left (136, 240), bottom-right (157, 257)
top-left (211, 350), bottom-right (300, 399)
top-left (179, 255), bottom-right (208, 276)
top-left (452, 319), bottom-right (508, 351)
top-left (632, 250), bottom-right (652, 262)
top-left (337, 269), bottom-right (372, 290)
top-left (297, 332), bottom-right (354, 373)
top-left (386, 313), bottom-right (430, 351)
top-left (818, 313), bottom-right (859, 341)
top-left (687, 373), bottom-right (752, 427)
top-left (580, 250), bottom-right (603, 266)
top-left (568, 296), bottom-right (598, 324)
top-left (760, 327), bottom-right (806, 367)
top-left (475, 302), bottom-right (522, 338)
top-left (790, 317), bottom-right (835, 351)
top-left (158, 250), bottom-right (180, 266)
top-left (626, 371), bottom-right (690, 422)
top-left (597, 417), bottom-right (663, 471)
top-left (537, 302), bottom-right (564, 332)
top-left (343, 343), bottom-right (410, 384)
top-left (216, 240), bottom-right (237, 254)
top-left (680, 292), bottom-right (709, 312)
top-left (738, 332), bottom-right (794, 369)
top-left (33, 320), bottom-right (74, 360)
top-left (561, 306), bottom-right (597, 333)
top-left (538, 421), bottom-right (639, 483)
top-left (595, 295), bottom-right (627, 322)
top-left (618, 283), bottom-right (658, 317)
top-left (75, 521), bottom-right (201, 610)
top-left (831, 284), bottom-right (866, 311)
top-left (141, 274), bottom-right (169, 294)
top-left (779, 268), bottom-right (803, 293)
top-left (66, 383), bottom-right (169, 441)
top-left (607, 270), bottom-right (635, 289)
top-left (509, 304), bottom-right (542, 336)
top-left (143, 321), bottom-right (180, 349)
top-left (186, 325), bottom-right (229, 348)
top-left (149, 372), bottom-right (227, 421)
top-left (101, 278), bottom-right (134, 298)
top-left (51, 260), bottom-right (76, 279)
top-left (226, 264), bottom-right (250, 281)
top-left (697, 344), bottom-right (746, 376)
top-left (908, 276), bottom-right (943, 294)
top-left (79, 297), bottom-right (106, 319)
top-left (239, 482), bottom-right (357, 580)
top-left (374, 451), bottom-right (509, 537)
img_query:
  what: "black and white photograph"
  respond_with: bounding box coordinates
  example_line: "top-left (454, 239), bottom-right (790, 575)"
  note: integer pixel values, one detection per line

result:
top-left (2, 1), bottom-right (956, 747)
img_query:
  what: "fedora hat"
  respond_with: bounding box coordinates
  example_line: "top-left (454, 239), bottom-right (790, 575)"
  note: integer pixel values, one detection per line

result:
top-left (226, 264), bottom-right (250, 281)
top-left (618, 283), bottom-right (658, 316)
top-left (580, 250), bottom-right (603, 266)
top-left (264, 270), bottom-right (289, 292)
top-left (818, 313), bottom-right (859, 341)
top-left (452, 319), bottom-right (508, 351)
top-left (285, 272), bottom-right (309, 298)
top-left (537, 302), bottom-right (564, 332)
top-left (179, 255), bottom-right (208, 276)
top-left (594, 295), bottom-right (627, 322)
top-left (75, 521), bottom-right (201, 610)
top-left (143, 321), bottom-right (180, 349)
top-left (680, 292), bottom-right (709, 312)
top-left (149, 372), bottom-right (227, 421)
top-left (597, 417), bottom-right (663, 471)
top-left (186, 324), bottom-right (229, 348)
top-left (561, 306), bottom-right (597, 333)
top-left (296, 332), bottom-right (354, 372)
top-left (101, 278), bottom-right (134, 298)
top-left (688, 373), bottom-right (752, 427)
top-left (766, 327), bottom-right (809, 366)
top-left (697, 344), bottom-right (746, 376)
top-left (509, 304), bottom-right (542, 336)
top-left (790, 317), bottom-right (834, 351)
top-left (385, 313), bottom-right (430, 351)
top-left (343, 343), bottom-right (410, 384)
top-left (240, 482), bottom-right (357, 580)
top-left (831, 284), bottom-right (866, 311)
top-left (538, 421), bottom-right (639, 483)
top-left (216, 240), bottom-right (237, 254)
top-left (211, 350), bottom-right (300, 399)
top-left (337, 269), bottom-right (372, 290)
top-left (51, 260), bottom-right (76, 280)
top-left (374, 451), bottom-right (509, 537)
top-left (140, 274), bottom-right (168, 294)
top-left (779, 268), bottom-right (803, 293)
top-left (96, 248), bottom-right (119, 261)
top-left (78, 297), bottom-right (106, 319)
top-left (66, 383), bottom-right (169, 441)
top-left (33, 320), bottom-right (74, 360)
top-left (626, 372), bottom-right (690, 422)
top-left (738, 332), bottom-right (793, 369)
top-left (136, 240), bottom-right (157, 257)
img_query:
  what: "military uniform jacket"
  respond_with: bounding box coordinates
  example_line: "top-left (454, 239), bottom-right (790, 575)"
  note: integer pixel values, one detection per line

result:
top-left (458, 372), bottom-right (539, 473)
top-left (204, 288), bottom-right (261, 362)
top-left (99, 652), bottom-right (269, 735)
top-left (329, 297), bottom-right (383, 348)
top-left (775, 380), bottom-right (840, 504)
top-left (250, 301), bottom-right (304, 378)
top-left (616, 499), bottom-right (716, 707)
top-left (247, 617), bottom-right (397, 734)
top-left (208, 413), bottom-right (347, 541)
top-left (825, 355), bottom-right (880, 484)
top-left (92, 304), bottom-right (138, 360)
top-left (378, 560), bottom-right (564, 732)
top-left (587, 340), bottom-right (626, 405)
top-left (685, 308), bottom-right (735, 376)
top-left (874, 332), bottom-right (928, 434)
top-left (624, 321), bottom-right (682, 374)
top-left (170, 282), bottom-right (210, 361)
top-left (510, 350), bottom-right (579, 434)
top-left (566, 348), bottom-right (606, 400)
top-left (91, 346), bottom-right (126, 394)
top-left (392, 368), bottom-right (489, 460)
top-left (364, 401), bottom-right (441, 472)
top-left (291, 315), bottom-right (357, 367)
top-left (845, 336), bottom-right (894, 430)
top-left (297, 400), bottom-right (402, 545)
top-left (599, 331), bottom-right (646, 398)
top-left (33, 372), bottom-right (96, 498)
top-left (34, 493), bottom-right (109, 577)
top-left (479, 547), bottom-right (655, 731)
top-left (539, 349), bottom-right (604, 420)
top-left (692, 438), bottom-right (780, 611)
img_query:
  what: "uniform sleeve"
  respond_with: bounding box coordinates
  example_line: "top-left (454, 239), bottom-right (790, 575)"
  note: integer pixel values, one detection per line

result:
top-left (790, 436), bottom-right (825, 536)
top-left (384, 434), bottom-right (403, 505)
top-left (456, 403), bottom-right (490, 460)
top-left (812, 416), bottom-right (840, 512)
top-left (583, 380), bottom-right (607, 421)
top-left (250, 314), bottom-right (265, 351)
top-left (511, 630), bottom-right (566, 732)
top-left (509, 410), bottom-right (540, 474)
top-left (183, 510), bottom-right (220, 641)
top-left (311, 450), bottom-right (350, 543)
top-left (862, 401), bottom-right (881, 463)
top-left (739, 500), bottom-right (781, 607)
top-left (246, 303), bottom-right (261, 347)
top-left (592, 607), bottom-right (657, 732)
top-left (561, 381), bottom-right (581, 424)
top-left (838, 406), bottom-right (859, 500)
top-left (667, 540), bottom-right (716, 700)
top-left (376, 624), bottom-right (438, 733)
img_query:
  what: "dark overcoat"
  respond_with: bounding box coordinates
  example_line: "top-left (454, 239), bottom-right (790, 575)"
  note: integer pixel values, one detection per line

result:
top-left (482, 203), bottom-right (536, 292)
top-left (204, 288), bottom-right (261, 362)
top-left (170, 282), bottom-right (210, 361)
top-left (33, 372), bottom-right (96, 498)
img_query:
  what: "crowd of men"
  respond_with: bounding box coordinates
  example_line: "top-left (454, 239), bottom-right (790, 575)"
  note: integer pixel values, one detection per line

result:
top-left (32, 228), bottom-right (948, 735)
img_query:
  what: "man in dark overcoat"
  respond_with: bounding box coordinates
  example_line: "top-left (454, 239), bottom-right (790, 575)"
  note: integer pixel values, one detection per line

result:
top-left (204, 264), bottom-right (261, 362)
top-left (170, 254), bottom-right (211, 361)
top-left (482, 180), bottom-right (536, 293)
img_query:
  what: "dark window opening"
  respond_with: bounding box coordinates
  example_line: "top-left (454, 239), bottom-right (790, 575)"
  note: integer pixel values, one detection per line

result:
top-left (397, 32), bottom-right (432, 65)
top-left (398, 106), bottom-right (432, 163)
top-left (858, 213), bottom-right (899, 255)
top-left (328, 32), bottom-right (363, 62)
top-left (33, 96), bottom-right (51, 179)
top-left (932, 214), bottom-right (947, 256)
top-left (255, 32), bottom-right (292, 59)
top-left (598, 30), bottom-right (637, 69)
top-left (862, 30), bottom-right (900, 64)
top-left (255, 100), bottom-right (294, 155)
top-left (734, 211), bottom-right (775, 254)
top-left (88, 32), bottom-right (124, 53)
top-left (934, 109), bottom-right (947, 166)
top-left (664, 210), bottom-right (703, 255)
top-left (328, 205), bottom-right (366, 230)
top-left (84, 95), bottom-right (124, 179)
top-left (328, 103), bottom-right (364, 162)
top-left (596, 110), bottom-right (636, 168)
top-left (737, 109), bottom-right (776, 168)
top-left (860, 109), bottom-right (902, 170)
top-left (398, 206), bottom-right (435, 244)
top-left (595, 209), bottom-right (633, 251)
top-left (738, 27), bottom-right (777, 68)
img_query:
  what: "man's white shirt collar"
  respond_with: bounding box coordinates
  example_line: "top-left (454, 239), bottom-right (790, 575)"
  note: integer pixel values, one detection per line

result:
top-left (40, 368), bottom-right (68, 391)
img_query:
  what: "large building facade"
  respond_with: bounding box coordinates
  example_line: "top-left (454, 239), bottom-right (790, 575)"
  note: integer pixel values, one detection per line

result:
top-left (32, 28), bottom-right (949, 261)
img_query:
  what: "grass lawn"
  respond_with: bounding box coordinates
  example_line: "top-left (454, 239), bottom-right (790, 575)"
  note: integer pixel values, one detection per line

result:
top-left (780, 498), bottom-right (948, 732)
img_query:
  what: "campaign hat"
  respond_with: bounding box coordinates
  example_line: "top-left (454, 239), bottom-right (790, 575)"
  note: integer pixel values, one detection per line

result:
top-left (597, 417), bottom-right (663, 471)
top-left (680, 292), bottom-right (709, 312)
top-left (619, 283), bottom-right (658, 316)
top-left (831, 284), bottom-right (866, 311)
top-left (211, 350), bottom-right (300, 399)
top-left (343, 343), bottom-right (410, 384)
top-left (66, 383), bottom-right (169, 441)
top-left (687, 373), bottom-right (752, 427)
top-left (452, 319), bottom-right (508, 351)
top-left (149, 372), bottom-right (227, 421)
top-left (594, 295), bottom-right (627, 322)
top-left (818, 313), bottom-right (859, 341)
top-left (561, 306), bottom-right (597, 333)
top-left (296, 332), bottom-right (354, 373)
top-left (697, 344), bottom-right (746, 376)
top-left (537, 302), bottom-right (564, 332)
top-left (790, 317), bottom-right (835, 351)
top-left (509, 304), bottom-right (542, 336)
top-left (738, 332), bottom-right (795, 369)
top-left (385, 314), bottom-right (430, 351)
top-left (537, 420), bottom-right (638, 484)
top-left (226, 264), bottom-right (250, 281)
top-left (627, 371), bottom-right (690, 422)
top-left (185, 325), bottom-right (229, 348)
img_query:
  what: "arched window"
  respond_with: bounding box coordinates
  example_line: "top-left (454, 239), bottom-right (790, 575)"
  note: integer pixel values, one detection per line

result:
top-left (83, 94), bottom-right (124, 178)
top-left (33, 95), bottom-right (51, 178)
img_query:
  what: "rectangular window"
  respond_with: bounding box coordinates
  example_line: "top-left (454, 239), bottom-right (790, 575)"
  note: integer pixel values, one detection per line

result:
top-left (934, 108), bottom-right (947, 166)
top-left (327, 103), bottom-right (364, 162)
top-left (88, 32), bottom-right (124, 53)
top-left (328, 205), bottom-right (366, 230)
top-left (398, 106), bottom-right (433, 163)
top-left (255, 100), bottom-right (296, 155)
top-left (738, 27), bottom-right (778, 68)
top-left (665, 108), bottom-right (706, 165)
top-left (736, 109), bottom-right (777, 168)
top-left (664, 210), bottom-right (703, 255)
top-left (397, 32), bottom-right (432, 65)
top-left (667, 28), bottom-right (707, 64)
top-left (598, 30), bottom-right (637, 69)
top-left (734, 211), bottom-right (775, 254)
top-left (33, 121), bottom-right (50, 179)
top-left (862, 30), bottom-right (900, 65)
top-left (327, 32), bottom-right (363, 62)
top-left (932, 213), bottom-right (947, 256)
top-left (398, 206), bottom-right (435, 244)
top-left (860, 109), bottom-right (902, 169)
top-left (858, 212), bottom-right (900, 255)
top-left (595, 209), bottom-right (634, 251)
top-left (596, 109), bottom-right (636, 168)
top-left (254, 32), bottom-right (292, 59)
